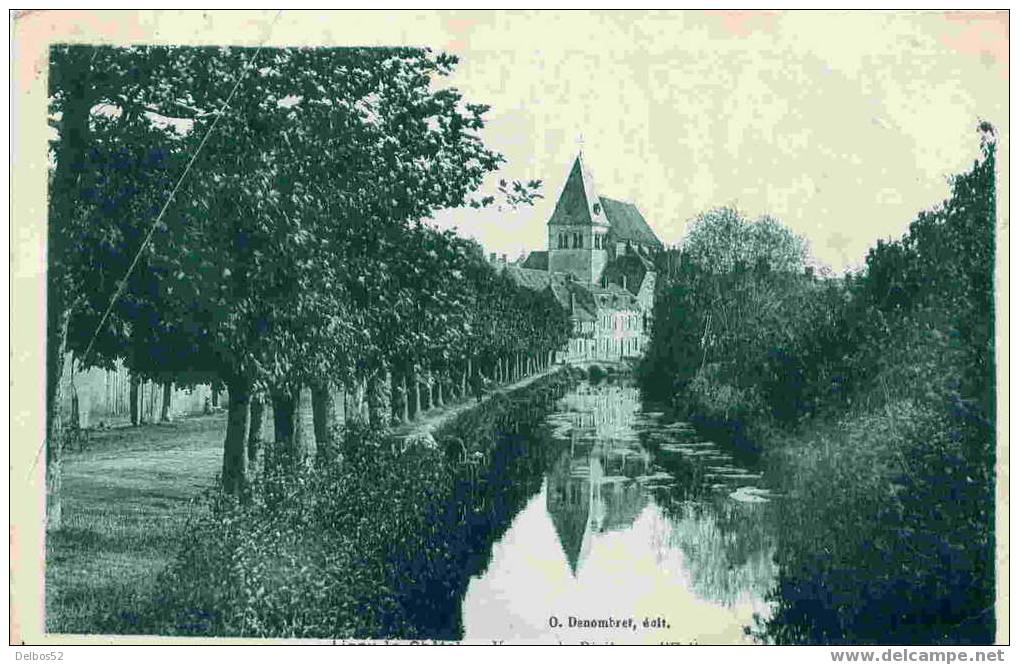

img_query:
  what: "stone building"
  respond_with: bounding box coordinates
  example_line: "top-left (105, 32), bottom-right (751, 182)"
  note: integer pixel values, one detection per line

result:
top-left (507, 154), bottom-right (662, 362)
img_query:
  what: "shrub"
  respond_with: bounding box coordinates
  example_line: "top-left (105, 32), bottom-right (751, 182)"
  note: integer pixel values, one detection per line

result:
top-left (107, 369), bottom-right (577, 639)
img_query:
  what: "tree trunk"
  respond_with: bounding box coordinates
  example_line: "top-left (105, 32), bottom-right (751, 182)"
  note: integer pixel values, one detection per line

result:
top-left (412, 367), bottom-right (422, 420)
top-left (462, 362), bottom-right (468, 398)
top-left (435, 374), bottom-right (444, 408)
top-left (47, 50), bottom-right (96, 530)
top-left (343, 378), bottom-right (369, 426)
top-left (211, 385), bottom-right (220, 409)
top-left (148, 380), bottom-right (157, 422)
top-left (296, 386), bottom-right (315, 461)
top-left (222, 377), bottom-right (251, 495)
top-left (343, 382), bottom-right (356, 425)
top-left (271, 388), bottom-right (302, 470)
top-left (68, 356), bottom-right (81, 431)
top-left (160, 381), bottom-right (172, 422)
top-left (45, 305), bottom-right (73, 530)
top-left (399, 373), bottom-right (410, 423)
top-left (336, 384), bottom-right (347, 425)
top-left (312, 382), bottom-right (337, 464)
top-left (367, 365), bottom-right (392, 429)
top-left (247, 391), bottom-right (265, 471)
top-left (129, 374), bottom-right (140, 426)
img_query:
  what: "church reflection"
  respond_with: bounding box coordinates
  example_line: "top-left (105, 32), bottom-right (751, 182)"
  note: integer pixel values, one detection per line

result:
top-left (542, 380), bottom-right (777, 606)
top-left (462, 379), bottom-right (780, 643)
top-left (546, 382), bottom-right (652, 575)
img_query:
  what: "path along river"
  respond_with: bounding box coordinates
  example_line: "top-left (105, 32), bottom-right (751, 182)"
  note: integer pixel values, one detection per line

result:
top-left (457, 376), bottom-right (779, 645)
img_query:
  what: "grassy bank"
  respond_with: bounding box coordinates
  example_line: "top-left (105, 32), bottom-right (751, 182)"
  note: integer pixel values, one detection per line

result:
top-left (88, 367), bottom-right (580, 639)
top-left (45, 415), bottom-right (226, 634)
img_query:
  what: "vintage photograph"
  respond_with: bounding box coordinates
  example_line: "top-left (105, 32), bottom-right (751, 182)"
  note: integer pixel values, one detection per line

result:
top-left (11, 9), bottom-right (1007, 646)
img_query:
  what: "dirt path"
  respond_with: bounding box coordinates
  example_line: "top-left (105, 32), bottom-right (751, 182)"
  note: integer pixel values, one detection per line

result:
top-left (390, 366), bottom-right (561, 441)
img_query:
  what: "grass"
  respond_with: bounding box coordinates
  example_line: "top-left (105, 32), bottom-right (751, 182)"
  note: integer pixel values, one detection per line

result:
top-left (45, 414), bottom-right (226, 634)
top-left (44, 369), bottom-right (568, 636)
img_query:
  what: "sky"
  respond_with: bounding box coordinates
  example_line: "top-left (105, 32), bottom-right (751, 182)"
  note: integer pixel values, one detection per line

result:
top-left (420, 11), bottom-right (1008, 272)
top-left (15, 10), bottom-right (1009, 273)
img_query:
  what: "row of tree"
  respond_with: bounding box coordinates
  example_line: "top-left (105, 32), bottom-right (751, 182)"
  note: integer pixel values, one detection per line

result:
top-left (47, 44), bottom-right (569, 527)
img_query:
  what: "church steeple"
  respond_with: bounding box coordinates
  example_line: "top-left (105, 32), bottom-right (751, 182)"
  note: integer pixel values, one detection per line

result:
top-left (548, 154), bottom-right (610, 229)
top-left (547, 154), bottom-right (611, 284)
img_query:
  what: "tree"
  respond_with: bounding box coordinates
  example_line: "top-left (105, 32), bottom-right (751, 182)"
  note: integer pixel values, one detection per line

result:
top-left (47, 44), bottom-right (547, 505)
top-left (681, 206), bottom-right (808, 274)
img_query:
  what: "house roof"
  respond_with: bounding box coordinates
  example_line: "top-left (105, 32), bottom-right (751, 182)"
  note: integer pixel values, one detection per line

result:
top-left (548, 155), bottom-right (610, 229)
top-left (520, 250), bottom-right (548, 271)
top-left (503, 265), bottom-right (552, 291)
top-left (547, 274), bottom-right (640, 320)
top-left (601, 253), bottom-right (654, 296)
top-left (599, 197), bottom-right (662, 248)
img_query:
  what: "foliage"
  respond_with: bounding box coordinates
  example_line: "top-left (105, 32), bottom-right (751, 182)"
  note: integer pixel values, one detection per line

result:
top-left (644, 129), bottom-right (996, 644)
top-left (98, 370), bottom-right (578, 639)
top-left (46, 44), bottom-right (562, 506)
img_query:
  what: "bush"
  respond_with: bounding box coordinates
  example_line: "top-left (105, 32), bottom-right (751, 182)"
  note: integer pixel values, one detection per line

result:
top-left (107, 369), bottom-right (577, 639)
top-left (646, 131), bottom-right (996, 644)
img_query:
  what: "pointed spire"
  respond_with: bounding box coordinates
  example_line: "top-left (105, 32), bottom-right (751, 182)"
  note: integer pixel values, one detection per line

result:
top-left (548, 153), bottom-right (609, 228)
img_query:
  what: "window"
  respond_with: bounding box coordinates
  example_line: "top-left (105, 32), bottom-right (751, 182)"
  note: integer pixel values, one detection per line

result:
top-left (573, 232), bottom-right (582, 249)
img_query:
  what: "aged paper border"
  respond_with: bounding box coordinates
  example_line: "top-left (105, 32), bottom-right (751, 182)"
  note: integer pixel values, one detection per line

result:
top-left (9, 8), bottom-right (1010, 646)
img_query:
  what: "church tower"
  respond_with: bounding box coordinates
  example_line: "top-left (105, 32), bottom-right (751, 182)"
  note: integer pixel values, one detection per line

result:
top-left (547, 154), bottom-right (610, 284)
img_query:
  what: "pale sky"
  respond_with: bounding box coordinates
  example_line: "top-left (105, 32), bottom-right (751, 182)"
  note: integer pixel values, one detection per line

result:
top-left (13, 10), bottom-right (1009, 273)
top-left (424, 11), bottom-right (1008, 272)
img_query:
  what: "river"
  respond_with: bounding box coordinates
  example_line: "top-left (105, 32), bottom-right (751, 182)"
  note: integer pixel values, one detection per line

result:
top-left (457, 376), bottom-right (779, 644)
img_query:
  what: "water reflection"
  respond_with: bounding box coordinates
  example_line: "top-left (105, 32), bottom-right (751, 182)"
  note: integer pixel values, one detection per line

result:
top-left (461, 379), bottom-right (778, 644)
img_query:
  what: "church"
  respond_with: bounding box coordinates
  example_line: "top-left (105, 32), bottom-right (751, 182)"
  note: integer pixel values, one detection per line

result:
top-left (498, 154), bottom-right (662, 362)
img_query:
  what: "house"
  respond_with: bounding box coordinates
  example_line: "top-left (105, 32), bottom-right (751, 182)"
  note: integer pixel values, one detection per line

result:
top-left (501, 153), bottom-right (662, 362)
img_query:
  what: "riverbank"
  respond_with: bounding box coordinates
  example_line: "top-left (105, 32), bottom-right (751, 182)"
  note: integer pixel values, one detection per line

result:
top-left (390, 363), bottom-right (564, 441)
top-left (640, 142), bottom-right (995, 644)
top-left (51, 366), bottom-right (579, 638)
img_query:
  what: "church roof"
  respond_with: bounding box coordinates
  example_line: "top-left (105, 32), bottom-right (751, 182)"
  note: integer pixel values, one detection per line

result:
top-left (548, 155), bottom-right (611, 229)
top-left (520, 250), bottom-right (548, 271)
top-left (547, 454), bottom-right (591, 576)
top-left (547, 154), bottom-right (661, 248)
top-left (599, 197), bottom-right (662, 248)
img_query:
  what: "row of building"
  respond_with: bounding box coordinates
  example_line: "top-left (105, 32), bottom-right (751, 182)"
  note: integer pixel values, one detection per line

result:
top-left (492, 154), bottom-right (662, 363)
